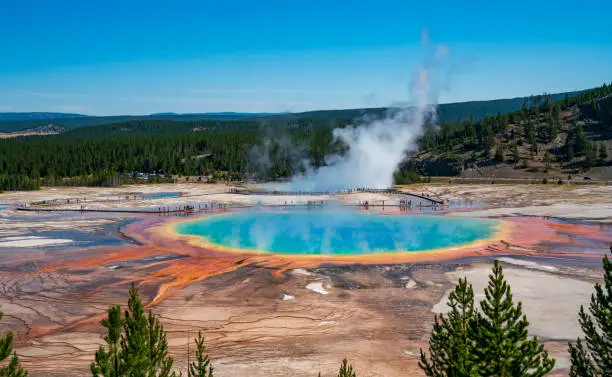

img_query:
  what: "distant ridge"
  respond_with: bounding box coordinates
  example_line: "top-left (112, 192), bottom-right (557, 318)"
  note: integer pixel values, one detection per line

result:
top-left (149, 111), bottom-right (280, 117)
top-left (0, 89), bottom-right (585, 133)
top-left (0, 111), bottom-right (281, 122)
top-left (0, 112), bottom-right (88, 121)
top-left (0, 113), bottom-right (282, 133)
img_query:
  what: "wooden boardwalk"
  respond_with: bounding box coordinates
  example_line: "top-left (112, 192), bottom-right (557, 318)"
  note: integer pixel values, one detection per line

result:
top-left (234, 187), bottom-right (445, 205)
top-left (15, 186), bottom-right (445, 214)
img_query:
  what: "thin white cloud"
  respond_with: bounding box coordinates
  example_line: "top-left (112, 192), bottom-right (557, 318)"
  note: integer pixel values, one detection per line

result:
top-left (361, 92), bottom-right (378, 106)
top-left (0, 90), bottom-right (90, 99)
top-left (119, 95), bottom-right (314, 107)
top-left (189, 88), bottom-right (357, 95)
top-left (436, 44), bottom-right (450, 59)
top-left (421, 28), bottom-right (430, 46)
top-left (52, 105), bottom-right (92, 113)
top-left (190, 88), bottom-right (298, 94)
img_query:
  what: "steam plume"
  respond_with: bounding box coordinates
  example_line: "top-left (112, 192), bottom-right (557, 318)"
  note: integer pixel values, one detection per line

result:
top-left (280, 38), bottom-right (448, 191)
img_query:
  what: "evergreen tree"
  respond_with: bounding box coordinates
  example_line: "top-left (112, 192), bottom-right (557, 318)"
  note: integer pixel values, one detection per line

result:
top-left (530, 132), bottom-right (538, 155)
top-left (549, 115), bottom-right (559, 141)
top-left (0, 312), bottom-right (28, 377)
top-left (92, 305), bottom-right (123, 377)
top-left (485, 124), bottom-right (494, 151)
top-left (337, 359), bottom-right (356, 377)
top-left (188, 332), bottom-right (213, 377)
top-left (92, 284), bottom-right (179, 377)
top-left (146, 309), bottom-right (175, 377)
top-left (513, 145), bottom-right (520, 163)
top-left (121, 285), bottom-right (150, 377)
top-left (419, 278), bottom-right (479, 377)
top-left (585, 142), bottom-right (598, 168)
top-left (568, 256), bottom-right (612, 377)
top-left (494, 146), bottom-right (504, 163)
top-left (472, 261), bottom-right (555, 377)
top-left (599, 144), bottom-right (608, 161)
top-left (574, 125), bottom-right (587, 154)
top-left (544, 152), bottom-right (552, 169)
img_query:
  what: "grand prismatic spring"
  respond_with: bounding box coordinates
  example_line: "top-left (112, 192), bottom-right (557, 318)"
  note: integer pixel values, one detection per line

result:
top-left (173, 210), bottom-right (500, 255)
top-left (0, 183), bottom-right (611, 377)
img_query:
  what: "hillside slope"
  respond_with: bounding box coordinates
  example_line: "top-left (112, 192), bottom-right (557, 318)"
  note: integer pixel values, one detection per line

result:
top-left (0, 113), bottom-right (280, 133)
top-left (0, 112), bottom-right (87, 122)
top-left (0, 84), bottom-right (608, 190)
top-left (0, 90), bottom-right (582, 133)
top-left (404, 85), bottom-right (612, 180)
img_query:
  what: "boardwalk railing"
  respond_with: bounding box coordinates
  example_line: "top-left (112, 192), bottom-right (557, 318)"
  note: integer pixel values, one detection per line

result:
top-left (232, 187), bottom-right (445, 205)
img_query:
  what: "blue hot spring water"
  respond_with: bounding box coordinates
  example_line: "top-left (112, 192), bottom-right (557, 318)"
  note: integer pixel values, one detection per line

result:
top-left (174, 210), bottom-right (498, 255)
top-left (142, 192), bottom-right (181, 199)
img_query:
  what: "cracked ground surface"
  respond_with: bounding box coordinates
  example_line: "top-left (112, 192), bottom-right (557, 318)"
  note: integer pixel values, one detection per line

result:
top-left (0, 183), bottom-right (610, 376)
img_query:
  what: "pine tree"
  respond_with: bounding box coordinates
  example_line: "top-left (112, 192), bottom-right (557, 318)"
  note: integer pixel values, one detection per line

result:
top-left (544, 152), bottom-right (552, 169)
top-left (575, 126), bottom-right (587, 154)
top-left (568, 256), bottom-right (612, 377)
top-left (567, 144), bottom-right (575, 162)
top-left (494, 146), bottom-right (504, 163)
top-left (188, 331), bottom-right (213, 377)
top-left (121, 285), bottom-right (150, 377)
top-left (599, 144), bottom-right (608, 161)
top-left (337, 359), bottom-right (356, 377)
top-left (530, 133), bottom-right (538, 155)
top-left (146, 309), bottom-right (175, 377)
top-left (472, 261), bottom-right (555, 377)
top-left (549, 116), bottom-right (559, 141)
top-left (419, 278), bottom-right (479, 377)
top-left (485, 124), bottom-right (494, 151)
top-left (92, 284), bottom-right (179, 377)
top-left (0, 353), bottom-right (28, 377)
top-left (585, 142), bottom-right (598, 168)
top-left (513, 145), bottom-right (520, 164)
top-left (92, 305), bottom-right (123, 377)
top-left (0, 312), bottom-right (28, 377)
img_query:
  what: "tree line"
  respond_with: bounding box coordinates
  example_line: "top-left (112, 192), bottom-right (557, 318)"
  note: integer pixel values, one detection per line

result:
top-left (416, 83), bottom-right (612, 173)
top-left (1, 256), bottom-right (610, 376)
top-left (0, 118), bottom-right (345, 190)
top-left (0, 84), bottom-right (610, 191)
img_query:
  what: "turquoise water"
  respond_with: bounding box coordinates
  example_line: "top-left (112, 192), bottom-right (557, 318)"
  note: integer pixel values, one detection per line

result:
top-left (175, 210), bottom-right (499, 255)
top-left (142, 192), bottom-right (181, 199)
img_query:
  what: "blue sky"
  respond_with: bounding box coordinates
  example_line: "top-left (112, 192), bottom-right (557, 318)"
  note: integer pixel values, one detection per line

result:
top-left (1, 0), bottom-right (610, 115)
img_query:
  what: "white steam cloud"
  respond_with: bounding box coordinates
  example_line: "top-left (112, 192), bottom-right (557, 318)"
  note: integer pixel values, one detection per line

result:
top-left (278, 38), bottom-right (448, 191)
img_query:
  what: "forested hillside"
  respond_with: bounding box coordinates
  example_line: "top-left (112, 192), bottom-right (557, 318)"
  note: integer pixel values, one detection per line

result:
top-left (408, 84), bottom-right (612, 179)
top-left (0, 113), bottom-right (280, 133)
top-left (0, 84), bottom-right (609, 190)
top-left (0, 112), bottom-right (87, 121)
top-left (0, 90), bottom-right (581, 133)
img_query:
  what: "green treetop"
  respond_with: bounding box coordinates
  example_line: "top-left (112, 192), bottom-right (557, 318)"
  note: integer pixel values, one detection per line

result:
top-left (188, 331), bottom-right (213, 377)
top-left (472, 261), bottom-right (555, 377)
top-left (0, 312), bottom-right (28, 377)
top-left (336, 359), bottom-right (356, 377)
top-left (568, 256), bottom-right (612, 377)
top-left (91, 284), bottom-right (179, 377)
top-left (419, 278), bottom-right (479, 377)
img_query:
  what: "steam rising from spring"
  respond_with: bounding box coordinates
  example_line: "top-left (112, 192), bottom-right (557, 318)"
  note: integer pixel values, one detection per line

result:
top-left (281, 41), bottom-right (447, 191)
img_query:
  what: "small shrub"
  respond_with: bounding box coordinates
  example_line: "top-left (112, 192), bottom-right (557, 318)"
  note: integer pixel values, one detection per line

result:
top-left (393, 171), bottom-right (423, 185)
